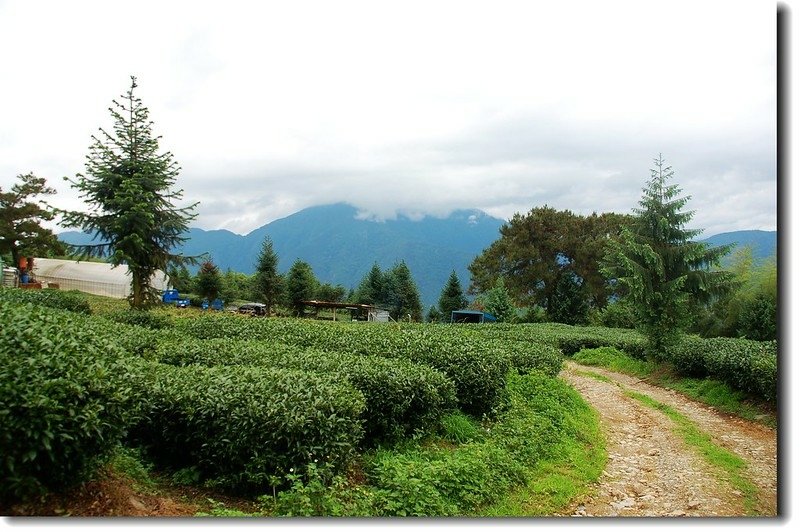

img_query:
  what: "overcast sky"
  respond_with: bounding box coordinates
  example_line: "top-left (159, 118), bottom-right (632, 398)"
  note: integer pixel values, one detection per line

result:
top-left (0, 0), bottom-right (777, 237)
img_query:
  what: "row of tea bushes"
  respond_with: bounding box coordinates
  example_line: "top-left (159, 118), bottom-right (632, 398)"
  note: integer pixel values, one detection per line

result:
top-left (170, 315), bottom-right (564, 416)
top-left (0, 300), bottom-right (148, 502)
top-left (129, 364), bottom-right (366, 494)
top-left (666, 336), bottom-right (778, 402)
top-left (0, 287), bottom-right (92, 314)
top-left (155, 337), bottom-right (457, 443)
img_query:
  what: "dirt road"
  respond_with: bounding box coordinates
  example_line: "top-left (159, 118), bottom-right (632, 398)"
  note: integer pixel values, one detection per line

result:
top-left (560, 361), bottom-right (778, 517)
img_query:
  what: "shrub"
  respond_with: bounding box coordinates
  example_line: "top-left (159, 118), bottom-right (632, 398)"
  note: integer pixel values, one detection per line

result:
top-left (666, 337), bottom-right (777, 401)
top-left (130, 364), bottom-right (365, 494)
top-left (156, 338), bottom-right (456, 443)
top-left (0, 301), bottom-right (148, 502)
top-left (104, 309), bottom-right (173, 330)
top-left (0, 287), bottom-right (92, 314)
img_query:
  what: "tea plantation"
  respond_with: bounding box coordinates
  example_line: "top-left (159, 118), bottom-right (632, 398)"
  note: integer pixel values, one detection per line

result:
top-left (0, 288), bottom-right (777, 514)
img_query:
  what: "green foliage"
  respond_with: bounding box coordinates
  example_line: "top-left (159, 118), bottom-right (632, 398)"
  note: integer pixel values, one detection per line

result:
top-left (439, 413), bottom-right (484, 445)
top-left (0, 173), bottom-right (64, 267)
top-left (252, 236), bottom-right (282, 315)
top-left (0, 287), bottom-right (92, 314)
top-left (385, 261), bottom-right (423, 321)
top-left (353, 262), bottom-right (385, 305)
top-left (589, 299), bottom-right (637, 329)
top-left (480, 277), bottom-right (515, 323)
top-left (426, 305), bottom-right (442, 323)
top-left (572, 347), bottom-right (656, 377)
top-left (166, 264), bottom-right (193, 293)
top-left (104, 308), bottom-right (172, 330)
top-left (602, 155), bottom-right (735, 358)
top-left (219, 268), bottom-right (253, 304)
top-left (285, 259), bottom-right (318, 316)
top-left (155, 337), bottom-right (457, 444)
top-left (666, 337), bottom-right (777, 401)
top-left (59, 76), bottom-right (198, 308)
top-left (437, 270), bottom-right (468, 322)
top-left (0, 301), bottom-right (149, 502)
top-left (129, 363), bottom-right (365, 494)
top-left (469, 206), bottom-right (630, 311)
top-left (194, 260), bottom-right (222, 301)
top-left (546, 271), bottom-right (589, 325)
top-left (316, 282), bottom-right (347, 303)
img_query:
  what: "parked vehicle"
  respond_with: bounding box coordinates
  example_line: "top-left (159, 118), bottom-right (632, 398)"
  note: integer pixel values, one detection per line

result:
top-left (238, 302), bottom-right (267, 316)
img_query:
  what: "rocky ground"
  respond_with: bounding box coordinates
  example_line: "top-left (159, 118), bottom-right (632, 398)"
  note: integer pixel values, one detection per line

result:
top-left (559, 361), bottom-right (778, 517)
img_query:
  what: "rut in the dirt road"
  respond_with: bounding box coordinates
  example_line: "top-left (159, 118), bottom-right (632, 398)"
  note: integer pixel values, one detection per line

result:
top-left (559, 361), bottom-right (778, 517)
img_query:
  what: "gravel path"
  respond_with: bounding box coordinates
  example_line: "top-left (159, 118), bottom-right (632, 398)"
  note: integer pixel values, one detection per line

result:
top-left (560, 361), bottom-right (778, 517)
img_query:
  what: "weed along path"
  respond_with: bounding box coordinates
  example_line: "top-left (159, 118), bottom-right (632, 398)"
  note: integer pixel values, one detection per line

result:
top-left (559, 361), bottom-right (778, 517)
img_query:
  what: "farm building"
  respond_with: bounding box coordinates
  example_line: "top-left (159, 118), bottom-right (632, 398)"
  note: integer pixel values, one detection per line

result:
top-left (450, 309), bottom-right (497, 323)
top-left (29, 258), bottom-right (169, 299)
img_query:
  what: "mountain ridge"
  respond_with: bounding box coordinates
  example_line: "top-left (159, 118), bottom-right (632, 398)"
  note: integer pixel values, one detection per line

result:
top-left (58, 204), bottom-right (776, 307)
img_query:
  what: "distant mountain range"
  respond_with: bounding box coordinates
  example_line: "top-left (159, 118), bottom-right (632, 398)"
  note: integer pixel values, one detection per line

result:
top-left (58, 204), bottom-right (777, 307)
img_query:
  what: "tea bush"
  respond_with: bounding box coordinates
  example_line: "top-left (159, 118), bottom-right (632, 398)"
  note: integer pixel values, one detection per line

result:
top-left (104, 309), bottom-right (173, 330)
top-left (156, 337), bottom-right (456, 443)
top-left (666, 337), bottom-right (777, 401)
top-left (0, 287), bottom-right (92, 314)
top-left (130, 363), bottom-right (365, 493)
top-left (0, 301), bottom-right (148, 502)
top-left (170, 316), bottom-right (564, 416)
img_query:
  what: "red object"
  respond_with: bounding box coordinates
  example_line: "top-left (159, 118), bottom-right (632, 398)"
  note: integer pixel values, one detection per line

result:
top-left (18, 257), bottom-right (27, 270)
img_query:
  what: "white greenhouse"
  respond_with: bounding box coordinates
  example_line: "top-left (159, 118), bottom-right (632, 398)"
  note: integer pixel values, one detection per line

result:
top-left (30, 258), bottom-right (169, 299)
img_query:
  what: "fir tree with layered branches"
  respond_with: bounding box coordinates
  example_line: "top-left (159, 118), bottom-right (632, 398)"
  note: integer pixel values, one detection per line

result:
top-left (60, 77), bottom-right (198, 308)
top-left (602, 155), bottom-right (734, 358)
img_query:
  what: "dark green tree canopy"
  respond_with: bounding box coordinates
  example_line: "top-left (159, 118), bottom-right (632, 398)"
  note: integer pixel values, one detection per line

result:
top-left (437, 270), bottom-right (468, 322)
top-left (602, 155), bottom-right (734, 357)
top-left (0, 173), bottom-right (63, 267)
top-left (285, 259), bottom-right (318, 316)
top-left (469, 205), bottom-right (630, 312)
top-left (480, 276), bottom-right (515, 323)
top-left (354, 262), bottom-right (385, 305)
top-left (386, 261), bottom-right (423, 322)
top-left (59, 76), bottom-right (198, 308)
top-left (195, 260), bottom-right (222, 301)
top-left (253, 236), bottom-right (283, 315)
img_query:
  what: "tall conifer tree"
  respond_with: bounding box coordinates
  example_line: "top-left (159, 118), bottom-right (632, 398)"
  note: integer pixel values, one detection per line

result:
top-left (602, 155), bottom-right (734, 357)
top-left (61, 77), bottom-right (198, 308)
top-left (253, 236), bottom-right (282, 315)
top-left (437, 270), bottom-right (468, 322)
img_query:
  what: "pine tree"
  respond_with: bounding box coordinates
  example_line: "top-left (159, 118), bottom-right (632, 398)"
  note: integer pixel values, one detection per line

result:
top-left (60, 76), bottom-right (198, 308)
top-left (285, 259), bottom-right (318, 317)
top-left (354, 262), bottom-right (385, 305)
top-left (437, 270), bottom-right (468, 322)
top-left (386, 261), bottom-right (422, 321)
top-left (195, 260), bottom-right (222, 301)
top-left (602, 155), bottom-right (734, 358)
top-left (253, 236), bottom-right (282, 315)
top-left (547, 271), bottom-right (590, 325)
top-left (0, 173), bottom-right (64, 267)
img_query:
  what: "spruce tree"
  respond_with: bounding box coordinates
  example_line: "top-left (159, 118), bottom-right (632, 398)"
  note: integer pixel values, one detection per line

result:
top-left (354, 262), bottom-right (385, 305)
top-left (602, 155), bottom-right (734, 358)
top-left (386, 261), bottom-right (422, 321)
top-left (60, 76), bottom-right (198, 308)
top-left (482, 277), bottom-right (515, 322)
top-left (285, 259), bottom-right (318, 317)
top-left (253, 236), bottom-right (282, 315)
top-left (195, 260), bottom-right (222, 301)
top-left (437, 270), bottom-right (468, 322)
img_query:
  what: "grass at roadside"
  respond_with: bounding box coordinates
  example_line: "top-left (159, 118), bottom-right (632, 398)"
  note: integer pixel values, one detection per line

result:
top-left (572, 347), bottom-right (775, 426)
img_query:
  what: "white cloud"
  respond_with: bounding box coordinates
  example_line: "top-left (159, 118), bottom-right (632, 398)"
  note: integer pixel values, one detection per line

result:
top-left (0, 0), bottom-right (776, 236)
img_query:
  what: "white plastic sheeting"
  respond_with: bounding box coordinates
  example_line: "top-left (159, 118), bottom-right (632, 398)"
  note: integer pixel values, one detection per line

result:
top-left (31, 258), bottom-right (169, 299)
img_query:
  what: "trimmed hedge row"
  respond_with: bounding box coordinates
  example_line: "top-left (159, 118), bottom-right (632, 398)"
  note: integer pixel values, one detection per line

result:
top-left (0, 287), bottom-right (92, 314)
top-left (129, 363), bottom-right (365, 493)
top-left (666, 337), bottom-right (777, 401)
top-left (0, 301), bottom-right (147, 502)
top-left (155, 337), bottom-right (457, 443)
top-left (170, 316), bottom-right (564, 416)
